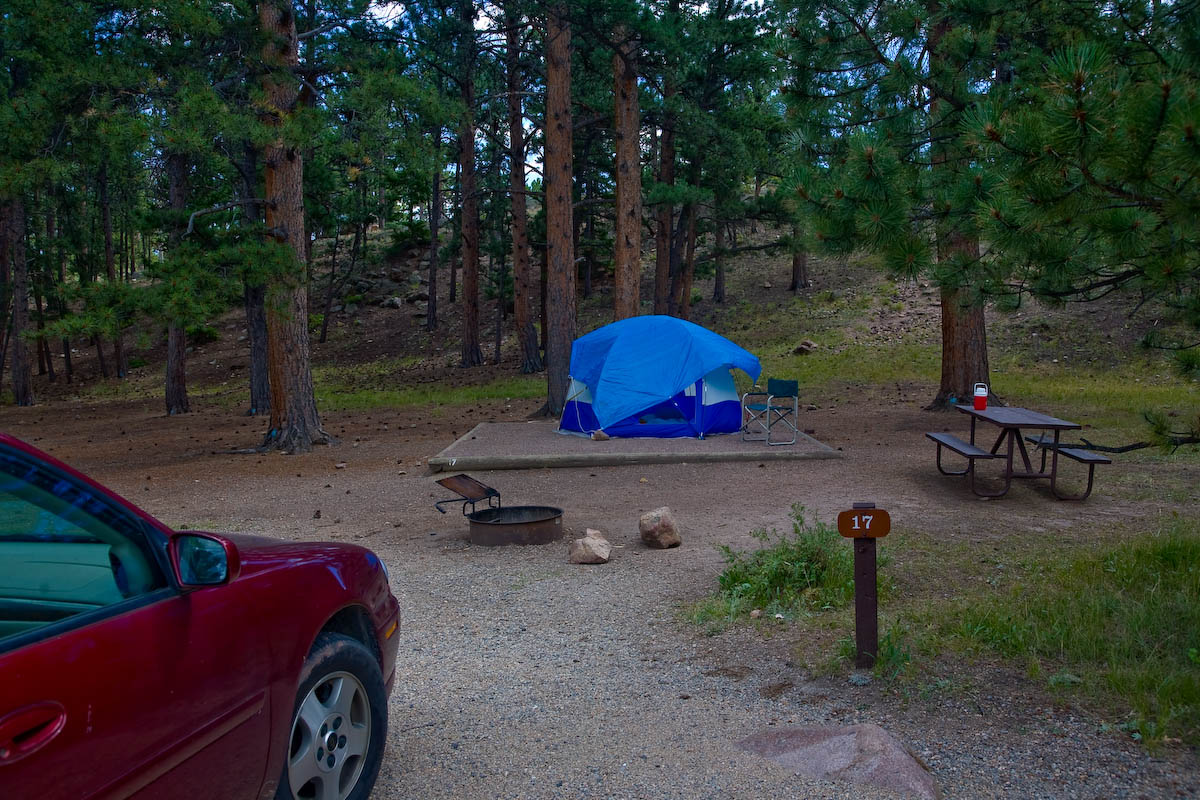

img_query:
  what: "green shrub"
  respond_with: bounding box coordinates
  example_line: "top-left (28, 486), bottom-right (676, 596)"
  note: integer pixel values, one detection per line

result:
top-left (715, 505), bottom-right (857, 615)
top-left (186, 324), bottom-right (220, 345)
top-left (308, 313), bottom-right (324, 336)
top-left (385, 219), bottom-right (431, 258)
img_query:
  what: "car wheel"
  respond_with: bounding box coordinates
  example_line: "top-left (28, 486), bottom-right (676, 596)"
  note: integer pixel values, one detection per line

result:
top-left (276, 633), bottom-right (387, 800)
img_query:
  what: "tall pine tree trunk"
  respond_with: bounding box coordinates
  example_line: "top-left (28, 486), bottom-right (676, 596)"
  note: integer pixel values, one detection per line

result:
top-left (239, 141), bottom-right (270, 416)
top-left (653, 102), bottom-right (675, 315)
top-left (259, 0), bottom-right (326, 451)
top-left (712, 222), bottom-right (726, 303)
top-left (45, 203), bottom-right (72, 382)
top-left (653, 0), bottom-right (679, 315)
top-left (935, 257), bottom-right (990, 407)
top-left (544, 4), bottom-right (575, 415)
top-left (458, 0), bottom-right (482, 367)
top-left (506, 15), bottom-right (541, 372)
top-left (927, 11), bottom-right (989, 409)
top-left (99, 163), bottom-right (126, 378)
top-left (164, 152), bottom-right (191, 415)
top-left (790, 223), bottom-right (808, 291)
top-left (612, 25), bottom-right (641, 320)
top-left (8, 199), bottom-right (33, 406)
top-left (427, 130), bottom-right (440, 332)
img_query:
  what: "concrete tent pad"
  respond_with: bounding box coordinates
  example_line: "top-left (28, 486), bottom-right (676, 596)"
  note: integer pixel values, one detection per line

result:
top-left (429, 421), bottom-right (840, 472)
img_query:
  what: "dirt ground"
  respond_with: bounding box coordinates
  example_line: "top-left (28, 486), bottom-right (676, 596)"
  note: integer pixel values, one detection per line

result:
top-left (2, 241), bottom-right (1198, 797)
top-left (3, 382), bottom-right (1198, 796)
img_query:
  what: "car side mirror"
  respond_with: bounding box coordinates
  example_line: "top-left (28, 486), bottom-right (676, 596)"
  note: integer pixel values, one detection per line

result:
top-left (170, 533), bottom-right (241, 588)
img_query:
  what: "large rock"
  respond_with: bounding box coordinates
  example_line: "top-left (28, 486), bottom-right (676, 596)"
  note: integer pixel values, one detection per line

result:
top-left (638, 507), bottom-right (681, 549)
top-left (568, 529), bottom-right (612, 564)
top-left (739, 724), bottom-right (939, 800)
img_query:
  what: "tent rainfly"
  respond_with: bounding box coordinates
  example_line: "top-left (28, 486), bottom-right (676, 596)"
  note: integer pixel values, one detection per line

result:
top-left (558, 316), bottom-right (762, 439)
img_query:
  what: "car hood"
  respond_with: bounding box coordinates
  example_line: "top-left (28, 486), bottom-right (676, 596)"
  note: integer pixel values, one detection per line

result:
top-left (184, 531), bottom-right (382, 579)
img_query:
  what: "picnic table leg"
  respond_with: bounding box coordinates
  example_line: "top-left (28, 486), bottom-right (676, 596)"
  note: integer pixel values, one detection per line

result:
top-left (969, 429), bottom-right (1013, 498)
top-left (1047, 429), bottom-right (1097, 500)
top-left (1014, 429), bottom-right (1036, 474)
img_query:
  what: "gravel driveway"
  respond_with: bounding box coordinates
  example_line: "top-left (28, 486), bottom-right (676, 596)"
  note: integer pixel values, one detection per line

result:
top-left (10, 400), bottom-right (1197, 799)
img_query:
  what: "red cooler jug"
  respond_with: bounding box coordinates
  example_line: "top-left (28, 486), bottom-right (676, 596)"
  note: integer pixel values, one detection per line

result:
top-left (973, 383), bottom-right (988, 410)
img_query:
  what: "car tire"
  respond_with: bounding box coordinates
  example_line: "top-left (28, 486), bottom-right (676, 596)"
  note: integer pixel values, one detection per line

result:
top-left (276, 633), bottom-right (387, 800)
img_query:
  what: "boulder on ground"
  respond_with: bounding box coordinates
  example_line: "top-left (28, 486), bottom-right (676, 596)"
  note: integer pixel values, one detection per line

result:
top-left (639, 507), bottom-right (681, 549)
top-left (738, 724), bottom-right (939, 800)
top-left (793, 339), bottom-right (819, 355)
top-left (380, 296), bottom-right (403, 309)
top-left (568, 529), bottom-right (612, 564)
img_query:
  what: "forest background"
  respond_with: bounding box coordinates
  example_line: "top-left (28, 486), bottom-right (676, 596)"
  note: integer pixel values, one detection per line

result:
top-left (0, 0), bottom-right (1197, 452)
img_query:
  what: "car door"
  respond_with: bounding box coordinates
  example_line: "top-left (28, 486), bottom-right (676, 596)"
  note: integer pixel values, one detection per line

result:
top-left (0, 447), bottom-right (271, 800)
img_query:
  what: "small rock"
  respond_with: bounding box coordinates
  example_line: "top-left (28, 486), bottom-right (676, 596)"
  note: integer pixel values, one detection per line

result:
top-left (568, 529), bottom-right (612, 564)
top-left (639, 506), bottom-right (682, 549)
top-left (334, 462), bottom-right (348, 469)
top-left (849, 672), bottom-right (872, 686)
top-left (591, 430), bottom-right (610, 441)
top-left (793, 339), bottom-right (819, 355)
top-left (750, 609), bottom-right (763, 619)
top-left (763, 281), bottom-right (773, 289)
top-left (313, 510), bottom-right (321, 519)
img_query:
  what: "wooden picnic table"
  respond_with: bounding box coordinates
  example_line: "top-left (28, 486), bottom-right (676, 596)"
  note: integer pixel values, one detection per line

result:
top-left (926, 406), bottom-right (1111, 500)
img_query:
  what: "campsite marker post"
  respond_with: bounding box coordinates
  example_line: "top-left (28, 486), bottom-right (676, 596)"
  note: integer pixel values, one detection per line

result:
top-left (836, 503), bottom-right (891, 669)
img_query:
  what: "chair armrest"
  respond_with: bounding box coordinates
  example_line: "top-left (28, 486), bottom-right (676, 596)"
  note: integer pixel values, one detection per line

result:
top-left (741, 391), bottom-right (768, 403)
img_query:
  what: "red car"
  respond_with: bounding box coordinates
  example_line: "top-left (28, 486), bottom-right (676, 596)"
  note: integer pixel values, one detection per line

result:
top-left (0, 433), bottom-right (400, 800)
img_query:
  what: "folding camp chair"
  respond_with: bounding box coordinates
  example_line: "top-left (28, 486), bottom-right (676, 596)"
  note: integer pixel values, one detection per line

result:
top-left (741, 378), bottom-right (799, 445)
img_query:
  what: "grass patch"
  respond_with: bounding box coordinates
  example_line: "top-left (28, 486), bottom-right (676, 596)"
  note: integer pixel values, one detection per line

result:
top-left (754, 337), bottom-right (939, 395)
top-left (990, 357), bottom-right (1200, 445)
top-left (688, 505), bottom-right (889, 633)
top-left (926, 517), bottom-right (1200, 747)
top-left (314, 374), bottom-right (545, 411)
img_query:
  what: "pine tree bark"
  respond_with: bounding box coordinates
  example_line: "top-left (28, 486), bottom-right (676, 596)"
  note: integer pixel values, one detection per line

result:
top-left (653, 99), bottom-right (675, 315)
top-left (258, 0), bottom-right (327, 452)
top-left (653, 0), bottom-right (679, 316)
top-left (450, 158), bottom-right (459, 304)
top-left (712, 222), bottom-right (726, 303)
top-left (506, 15), bottom-right (541, 372)
top-left (8, 199), bottom-right (34, 406)
top-left (935, 281), bottom-right (990, 408)
top-left (99, 163), bottom-right (127, 378)
top-left (427, 130), bottom-right (440, 332)
top-left (544, 4), bottom-right (575, 415)
top-left (790, 223), bottom-right (808, 291)
top-left (243, 283), bottom-right (271, 415)
top-left (164, 152), bottom-right (191, 415)
top-left (612, 25), bottom-right (642, 320)
top-left (238, 141), bottom-right (270, 415)
top-left (458, 0), bottom-right (482, 367)
top-left (45, 204), bottom-right (71, 382)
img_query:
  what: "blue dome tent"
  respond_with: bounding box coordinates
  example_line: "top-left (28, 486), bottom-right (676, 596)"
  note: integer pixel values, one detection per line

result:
top-left (558, 316), bottom-right (761, 439)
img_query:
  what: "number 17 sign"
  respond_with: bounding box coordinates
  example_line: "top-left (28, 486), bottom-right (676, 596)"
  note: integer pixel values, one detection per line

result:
top-left (837, 505), bottom-right (891, 538)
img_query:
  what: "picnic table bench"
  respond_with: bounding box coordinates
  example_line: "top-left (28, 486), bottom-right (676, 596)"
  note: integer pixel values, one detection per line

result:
top-left (927, 406), bottom-right (1112, 500)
